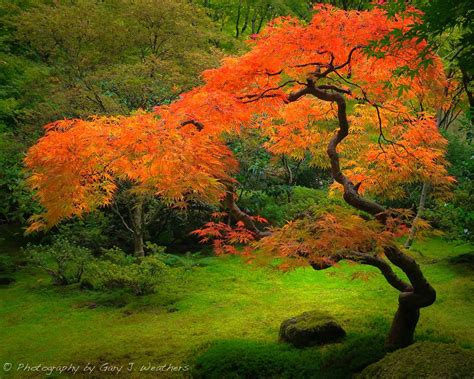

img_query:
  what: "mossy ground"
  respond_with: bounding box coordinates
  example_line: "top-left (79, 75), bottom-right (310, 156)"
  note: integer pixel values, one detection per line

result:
top-left (0, 230), bottom-right (473, 377)
top-left (358, 342), bottom-right (474, 379)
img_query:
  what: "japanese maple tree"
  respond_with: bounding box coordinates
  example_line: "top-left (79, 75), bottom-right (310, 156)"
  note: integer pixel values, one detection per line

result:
top-left (25, 113), bottom-right (237, 255)
top-left (26, 4), bottom-right (454, 349)
top-left (182, 5), bottom-right (453, 349)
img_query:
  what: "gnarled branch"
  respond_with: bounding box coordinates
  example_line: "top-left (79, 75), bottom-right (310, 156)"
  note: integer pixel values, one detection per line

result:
top-left (223, 184), bottom-right (271, 239)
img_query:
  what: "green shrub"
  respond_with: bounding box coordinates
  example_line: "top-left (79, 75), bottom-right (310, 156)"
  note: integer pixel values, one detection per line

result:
top-left (425, 188), bottom-right (474, 241)
top-left (359, 342), bottom-right (474, 379)
top-left (85, 247), bottom-right (171, 296)
top-left (192, 334), bottom-right (385, 379)
top-left (24, 237), bottom-right (92, 285)
top-left (145, 242), bottom-right (206, 270)
top-left (0, 253), bottom-right (15, 274)
top-left (426, 134), bottom-right (474, 241)
top-left (54, 211), bottom-right (116, 251)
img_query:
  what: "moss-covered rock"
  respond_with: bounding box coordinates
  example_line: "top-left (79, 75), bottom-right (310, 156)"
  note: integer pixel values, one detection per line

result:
top-left (279, 310), bottom-right (346, 348)
top-left (359, 342), bottom-right (474, 379)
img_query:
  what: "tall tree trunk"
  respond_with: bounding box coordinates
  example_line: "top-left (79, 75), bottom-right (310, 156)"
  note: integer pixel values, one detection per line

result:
top-left (251, 8), bottom-right (257, 34)
top-left (241, 2), bottom-right (250, 34)
top-left (404, 182), bottom-right (429, 249)
top-left (257, 5), bottom-right (270, 33)
top-left (282, 155), bottom-right (293, 185)
top-left (461, 69), bottom-right (473, 128)
top-left (235, 0), bottom-right (242, 38)
top-left (131, 197), bottom-right (145, 257)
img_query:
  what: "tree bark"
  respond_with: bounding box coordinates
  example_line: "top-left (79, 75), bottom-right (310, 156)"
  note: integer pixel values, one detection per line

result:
top-left (257, 5), bottom-right (270, 33)
top-left (404, 182), bottom-right (429, 249)
top-left (235, 0), bottom-right (242, 38)
top-left (241, 2), bottom-right (250, 35)
top-left (251, 8), bottom-right (257, 34)
top-left (131, 197), bottom-right (145, 257)
top-left (386, 305), bottom-right (420, 348)
top-left (461, 69), bottom-right (473, 128)
top-left (384, 246), bottom-right (436, 349)
top-left (223, 184), bottom-right (270, 238)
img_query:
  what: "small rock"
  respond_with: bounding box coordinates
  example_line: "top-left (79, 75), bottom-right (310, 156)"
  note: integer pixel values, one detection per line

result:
top-left (279, 310), bottom-right (346, 348)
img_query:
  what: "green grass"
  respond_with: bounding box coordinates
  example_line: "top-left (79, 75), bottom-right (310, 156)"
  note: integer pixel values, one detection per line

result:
top-left (0, 237), bottom-right (473, 378)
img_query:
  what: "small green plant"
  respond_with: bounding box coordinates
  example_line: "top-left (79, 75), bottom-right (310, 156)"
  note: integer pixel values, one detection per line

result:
top-left (86, 247), bottom-right (171, 296)
top-left (145, 242), bottom-right (204, 270)
top-left (24, 237), bottom-right (92, 285)
top-left (192, 333), bottom-right (385, 379)
top-left (144, 242), bottom-right (166, 256)
top-left (0, 253), bottom-right (14, 275)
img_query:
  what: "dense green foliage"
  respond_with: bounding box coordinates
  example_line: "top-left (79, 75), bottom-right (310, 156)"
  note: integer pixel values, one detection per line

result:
top-left (1, 0), bottom-right (472, 248)
top-left (0, 0), bottom-right (229, 226)
top-left (425, 134), bottom-right (474, 240)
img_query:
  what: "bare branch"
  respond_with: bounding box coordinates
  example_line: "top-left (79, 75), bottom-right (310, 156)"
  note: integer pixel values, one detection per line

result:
top-left (180, 119), bottom-right (204, 131)
top-left (111, 202), bottom-right (135, 234)
top-left (223, 184), bottom-right (271, 238)
top-left (316, 85), bottom-right (351, 94)
top-left (239, 80), bottom-right (297, 103)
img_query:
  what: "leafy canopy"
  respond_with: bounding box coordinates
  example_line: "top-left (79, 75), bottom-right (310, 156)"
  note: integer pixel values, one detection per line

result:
top-left (25, 114), bottom-right (237, 231)
top-left (26, 5), bottom-right (453, 265)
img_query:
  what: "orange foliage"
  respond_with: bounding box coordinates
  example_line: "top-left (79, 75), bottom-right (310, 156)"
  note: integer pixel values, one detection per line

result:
top-left (182, 5), bottom-right (452, 263)
top-left (191, 212), bottom-right (265, 259)
top-left (150, 5), bottom-right (451, 194)
top-left (256, 205), bottom-right (414, 270)
top-left (26, 4), bottom-right (453, 268)
top-left (25, 113), bottom-right (237, 231)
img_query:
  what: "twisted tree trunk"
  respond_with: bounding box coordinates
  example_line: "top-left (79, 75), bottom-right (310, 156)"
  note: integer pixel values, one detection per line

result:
top-left (287, 77), bottom-right (436, 349)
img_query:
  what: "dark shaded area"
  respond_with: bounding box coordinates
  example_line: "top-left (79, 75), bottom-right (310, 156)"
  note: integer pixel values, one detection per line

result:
top-left (449, 251), bottom-right (474, 269)
top-left (192, 334), bottom-right (386, 378)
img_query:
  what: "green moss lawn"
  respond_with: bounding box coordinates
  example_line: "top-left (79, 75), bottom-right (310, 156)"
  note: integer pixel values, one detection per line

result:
top-left (0, 233), bottom-right (473, 378)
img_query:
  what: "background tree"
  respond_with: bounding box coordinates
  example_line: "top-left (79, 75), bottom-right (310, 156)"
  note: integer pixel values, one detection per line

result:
top-left (0, 0), bottom-right (231, 239)
top-left (25, 113), bottom-right (238, 255)
top-left (195, 0), bottom-right (313, 37)
top-left (383, 0), bottom-right (473, 132)
top-left (14, 0), bottom-right (224, 116)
